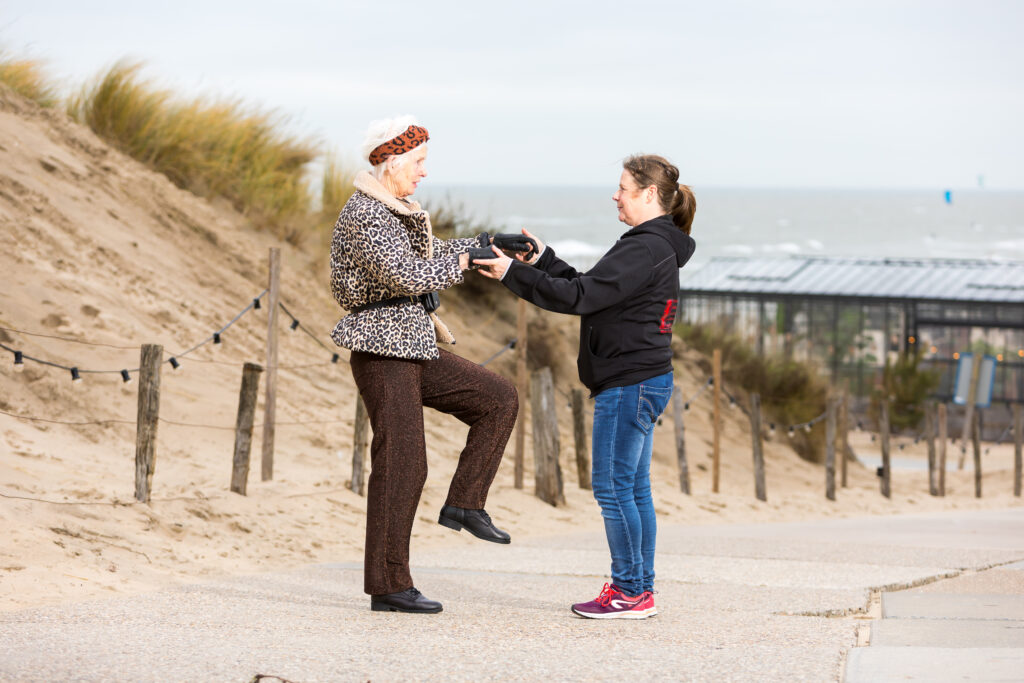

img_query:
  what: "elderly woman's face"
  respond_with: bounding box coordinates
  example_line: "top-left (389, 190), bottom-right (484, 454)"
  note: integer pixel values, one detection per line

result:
top-left (387, 145), bottom-right (428, 198)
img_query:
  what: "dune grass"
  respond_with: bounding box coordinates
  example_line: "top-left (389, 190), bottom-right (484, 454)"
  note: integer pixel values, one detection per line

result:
top-left (67, 62), bottom-right (318, 241)
top-left (0, 53), bottom-right (58, 107)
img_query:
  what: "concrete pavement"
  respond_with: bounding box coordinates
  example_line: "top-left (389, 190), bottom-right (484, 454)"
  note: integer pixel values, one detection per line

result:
top-left (1, 508), bottom-right (1022, 682)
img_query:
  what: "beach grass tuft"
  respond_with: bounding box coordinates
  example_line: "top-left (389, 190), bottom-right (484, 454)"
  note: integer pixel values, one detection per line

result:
top-left (0, 53), bottom-right (58, 107)
top-left (67, 61), bottom-right (319, 241)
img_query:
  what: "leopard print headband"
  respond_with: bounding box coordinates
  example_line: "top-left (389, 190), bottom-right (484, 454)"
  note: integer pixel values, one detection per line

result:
top-left (368, 125), bottom-right (430, 166)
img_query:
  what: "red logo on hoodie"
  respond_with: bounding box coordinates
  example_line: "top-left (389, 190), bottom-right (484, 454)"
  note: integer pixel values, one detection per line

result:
top-left (659, 299), bottom-right (678, 333)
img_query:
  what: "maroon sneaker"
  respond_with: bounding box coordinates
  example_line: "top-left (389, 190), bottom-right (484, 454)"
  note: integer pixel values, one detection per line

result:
top-left (571, 583), bottom-right (656, 619)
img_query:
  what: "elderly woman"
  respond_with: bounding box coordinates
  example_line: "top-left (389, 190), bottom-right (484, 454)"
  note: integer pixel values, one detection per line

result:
top-left (477, 154), bottom-right (696, 619)
top-left (330, 116), bottom-right (517, 614)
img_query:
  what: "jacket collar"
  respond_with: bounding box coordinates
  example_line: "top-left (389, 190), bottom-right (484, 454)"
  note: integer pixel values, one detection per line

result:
top-left (353, 171), bottom-right (423, 216)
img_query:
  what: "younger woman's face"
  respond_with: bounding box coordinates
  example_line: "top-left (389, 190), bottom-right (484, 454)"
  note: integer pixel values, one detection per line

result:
top-left (612, 170), bottom-right (650, 226)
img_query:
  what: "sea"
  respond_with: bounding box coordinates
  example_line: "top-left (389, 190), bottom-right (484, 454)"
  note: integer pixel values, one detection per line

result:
top-left (416, 186), bottom-right (1024, 273)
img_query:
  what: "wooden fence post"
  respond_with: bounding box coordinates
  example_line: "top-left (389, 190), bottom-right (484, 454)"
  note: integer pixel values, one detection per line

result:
top-left (571, 388), bottom-right (590, 490)
top-left (514, 298), bottom-right (527, 490)
top-left (712, 348), bottom-right (722, 494)
top-left (231, 362), bottom-right (263, 495)
top-left (825, 395), bottom-right (836, 501)
top-left (134, 344), bottom-right (163, 503)
top-left (261, 247), bottom-right (281, 481)
top-left (750, 393), bottom-right (766, 501)
top-left (1014, 403), bottom-right (1022, 498)
top-left (938, 402), bottom-right (948, 497)
top-left (351, 395), bottom-right (369, 496)
top-left (672, 385), bottom-right (690, 495)
top-left (925, 402), bottom-right (938, 496)
top-left (531, 368), bottom-right (564, 507)
top-left (839, 389), bottom-right (849, 488)
top-left (972, 410), bottom-right (982, 498)
top-left (880, 400), bottom-right (891, 499)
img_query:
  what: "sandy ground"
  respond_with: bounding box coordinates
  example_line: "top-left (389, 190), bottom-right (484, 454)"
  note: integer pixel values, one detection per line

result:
top-left (1, 84), bottom-right (1021, 613)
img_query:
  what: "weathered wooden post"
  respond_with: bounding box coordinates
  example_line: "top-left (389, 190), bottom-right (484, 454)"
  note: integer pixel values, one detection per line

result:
top-left (712, 348), bottom-right (722, 494)
top-left (825, 395), bottom-right (837, 501)
top-left (531, 367), bottom-right (564, 506)
top-left (571, 388), bottom-right (591, 490)
top-left (231, 362), bottom-right (263, 495)
top-left (925, 402), bottom-right (938, 496)
top-left (959, 356), bottom-right (981, 470)
top-left (514, 298), bottom-right (528, 490)
top-left (839, 389), bottom-right (850, 488)
top-left (134, 344), bottom-right (163, 503)
top-left (351, 395), bottom-right (369, 496)
top-left (972, 410), bottom-right (982, 498)
top-left (672, 385), bottom-right (690, 495)
top-left (749, 393), bottom-right (766, 501)
top-left (261, 247), bottom-right (281, 481)
top-left (880, 400), bottom-right (891, 499)
top-left (1014, 403), bottom-right (1022, 498)
top-left (938, 402), bottom-right (948, 496)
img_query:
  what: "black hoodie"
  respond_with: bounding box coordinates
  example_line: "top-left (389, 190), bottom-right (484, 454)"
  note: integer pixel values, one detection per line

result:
top-left (502, 214), bottom-right (696, 396)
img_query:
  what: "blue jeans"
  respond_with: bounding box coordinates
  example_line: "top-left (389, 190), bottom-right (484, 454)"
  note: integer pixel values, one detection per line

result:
top-left (591, 371), bottom-right (674, 596)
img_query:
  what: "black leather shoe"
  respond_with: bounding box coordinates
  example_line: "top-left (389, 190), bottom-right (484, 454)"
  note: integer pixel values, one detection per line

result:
top-left (438, 505), bottom-right (511, 544)
top-left (370, 587), bottom-right (442, 614)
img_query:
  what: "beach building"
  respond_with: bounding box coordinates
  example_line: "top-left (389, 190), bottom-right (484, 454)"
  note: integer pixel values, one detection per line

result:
top-left (678, 257), bottom-right (1024, 435)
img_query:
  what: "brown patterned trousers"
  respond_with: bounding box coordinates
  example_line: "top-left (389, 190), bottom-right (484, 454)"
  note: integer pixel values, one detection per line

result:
top-left (349, 348), bottom-right (518, 595)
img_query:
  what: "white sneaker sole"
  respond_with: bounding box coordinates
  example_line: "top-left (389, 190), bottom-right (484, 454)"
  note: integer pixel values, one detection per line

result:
top-left (571, 606), bottom-right (658, 619)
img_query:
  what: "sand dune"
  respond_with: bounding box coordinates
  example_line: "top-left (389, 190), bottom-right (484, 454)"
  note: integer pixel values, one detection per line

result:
top-left (1, 84), bottom-right (1020, 612)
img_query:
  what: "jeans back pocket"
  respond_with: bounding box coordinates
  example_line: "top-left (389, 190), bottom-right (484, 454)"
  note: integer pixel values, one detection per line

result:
top-left (635, 382), bottom-right (673, 433)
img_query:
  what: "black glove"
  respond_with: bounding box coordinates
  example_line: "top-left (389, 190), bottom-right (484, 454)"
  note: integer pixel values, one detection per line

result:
top-left (466, 247), bottom-right (498, 269)
top-left (492, 233), bottom-right (539, 258)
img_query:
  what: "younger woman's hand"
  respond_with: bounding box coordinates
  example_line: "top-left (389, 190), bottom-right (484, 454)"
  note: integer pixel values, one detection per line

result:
top-left (515, 228), bottom-right (544, 264)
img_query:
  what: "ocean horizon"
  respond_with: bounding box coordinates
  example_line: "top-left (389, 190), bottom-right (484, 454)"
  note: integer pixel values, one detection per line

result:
top-left (416, 185), bottom-right (1024, 272)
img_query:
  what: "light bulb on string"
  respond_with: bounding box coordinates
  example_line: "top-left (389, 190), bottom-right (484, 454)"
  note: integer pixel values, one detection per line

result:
top-left (898, 443), bottom-right (905, 451)
top-left (253, 298), bottom-right (261, 310)
top-left (331, 353), bottom-right (340, 364)
top-left (290, 319), bottom-right (299, 332)
top-left (788, 426), bottom-right (795, 437)
top-left (871, 434), bottom-right (877, 443)
top-left (803, 424), bottom-right (812, 434)
top-left (856, 421), bottom-right (863, 432)
top-left (169, 357), bottom-right (180, 371)
top-left (683, 402), bottom-right (690, 411)
top-left (13, 350), bottom-right (24, 372)
top-left (769, 422), bottom-right (776, 434)
top-left (213, 332), bottom-right (221, 346)
top-left (728, 397), bottom-right (736, 410)
top-left (70, 367), bottom-right (82, 385)
top-left (120, 369), bottom-right (132, 384)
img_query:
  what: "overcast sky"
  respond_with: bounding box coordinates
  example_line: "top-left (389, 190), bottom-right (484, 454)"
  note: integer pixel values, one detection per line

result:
top-left (3, 0), bottom-right (1023, 188)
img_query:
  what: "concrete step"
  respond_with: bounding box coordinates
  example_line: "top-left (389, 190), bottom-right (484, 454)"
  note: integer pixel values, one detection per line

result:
top-left (845, 646), bottom-right (1024, 682)
top-left (883, 593), bottom-right (1024, 620)
top-left (870, 618), bottom-right (1024, 647)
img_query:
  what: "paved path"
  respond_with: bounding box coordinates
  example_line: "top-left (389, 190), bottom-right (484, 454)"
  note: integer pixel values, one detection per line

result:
top-left (1, 508), bottom-right (1022, 682)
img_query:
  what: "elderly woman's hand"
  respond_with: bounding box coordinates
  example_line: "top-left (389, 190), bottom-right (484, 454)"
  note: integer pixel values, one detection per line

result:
top-left (475, 245), bottom-right (513, 280)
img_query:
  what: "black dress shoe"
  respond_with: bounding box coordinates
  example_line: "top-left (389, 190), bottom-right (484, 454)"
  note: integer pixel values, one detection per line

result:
top-left (370, 587), bottom-right (442, 614)
top-left (438, 505), bottom-right (511, 544)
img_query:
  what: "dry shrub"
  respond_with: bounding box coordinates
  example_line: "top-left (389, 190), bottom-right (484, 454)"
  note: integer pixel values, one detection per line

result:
top-left (678, 322), bottom-right (829, 462)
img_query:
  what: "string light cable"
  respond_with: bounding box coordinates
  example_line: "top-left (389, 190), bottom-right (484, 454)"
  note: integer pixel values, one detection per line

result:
top-left (2, 290), bottom-right (267, 381)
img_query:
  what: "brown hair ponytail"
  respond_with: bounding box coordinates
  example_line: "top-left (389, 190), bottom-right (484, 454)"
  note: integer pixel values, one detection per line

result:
top-left (622, 154), bottom-right (696, 234)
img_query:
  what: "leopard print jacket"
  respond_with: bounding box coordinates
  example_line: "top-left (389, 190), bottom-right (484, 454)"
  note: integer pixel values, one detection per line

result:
top-left (329, 171), bottom-right (478, 360)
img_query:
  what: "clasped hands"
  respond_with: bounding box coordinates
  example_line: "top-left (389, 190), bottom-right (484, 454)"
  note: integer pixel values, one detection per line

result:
top-left (464, 230), bottom-right (544, 280)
